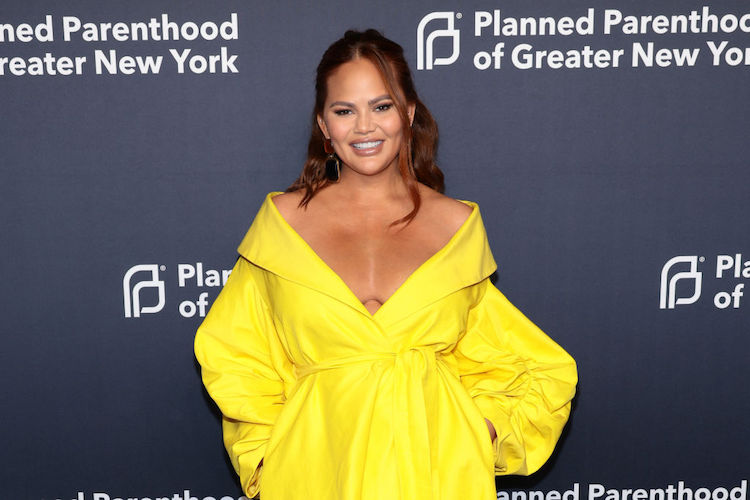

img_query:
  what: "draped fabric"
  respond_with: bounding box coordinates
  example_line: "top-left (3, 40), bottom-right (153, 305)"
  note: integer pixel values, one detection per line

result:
top-left (195, 192), bottom-right (577, 500)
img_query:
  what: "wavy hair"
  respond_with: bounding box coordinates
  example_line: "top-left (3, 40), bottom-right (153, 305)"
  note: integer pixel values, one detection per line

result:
top-left (287, 29), bottom-right (443, 225)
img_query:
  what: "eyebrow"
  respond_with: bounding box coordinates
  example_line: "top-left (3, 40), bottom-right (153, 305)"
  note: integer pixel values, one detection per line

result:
top-left (328, 94), bottom-right (392, 108)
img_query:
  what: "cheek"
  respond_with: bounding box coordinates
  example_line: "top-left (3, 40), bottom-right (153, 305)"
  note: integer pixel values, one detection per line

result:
top-left (325, 119), bottom-right (349, 141)
top-left (385, 119), bottom-right (406, 143)
top-left (380, 115), bottom-right (404, 137)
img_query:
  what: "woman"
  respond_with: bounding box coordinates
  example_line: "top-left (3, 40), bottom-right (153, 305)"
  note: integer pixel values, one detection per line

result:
top-left (195, 30), bottom-right (577, 500)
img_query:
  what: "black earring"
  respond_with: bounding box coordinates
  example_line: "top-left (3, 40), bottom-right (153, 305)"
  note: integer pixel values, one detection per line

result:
top-left (323, 139), bottom-right (340, 182)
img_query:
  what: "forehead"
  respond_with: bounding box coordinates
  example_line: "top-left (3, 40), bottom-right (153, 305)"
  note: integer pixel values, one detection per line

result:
top-left (325, 58), bottom-right (390, 102)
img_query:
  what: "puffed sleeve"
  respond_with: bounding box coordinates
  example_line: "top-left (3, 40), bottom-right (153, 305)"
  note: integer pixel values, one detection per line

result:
top-left (455, 278), bottom-right (577, 476)
top-left (194, 257), bottom-right (287, 498)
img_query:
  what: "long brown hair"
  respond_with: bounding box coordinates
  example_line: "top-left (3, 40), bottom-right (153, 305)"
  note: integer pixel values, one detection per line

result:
top-left (287, 29), bottom-right (444, 225)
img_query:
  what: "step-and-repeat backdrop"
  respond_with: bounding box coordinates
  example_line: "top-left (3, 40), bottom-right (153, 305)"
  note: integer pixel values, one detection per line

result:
top-left (2, 1), bottom-right (748, 499)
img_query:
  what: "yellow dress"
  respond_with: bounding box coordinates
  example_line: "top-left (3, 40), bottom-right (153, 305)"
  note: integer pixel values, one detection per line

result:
top-left (194, 192), bottom-right (577, 500)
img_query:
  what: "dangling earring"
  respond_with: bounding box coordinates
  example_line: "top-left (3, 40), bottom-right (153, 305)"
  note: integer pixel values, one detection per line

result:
top-left (323, 138), bottom-right (340, 182)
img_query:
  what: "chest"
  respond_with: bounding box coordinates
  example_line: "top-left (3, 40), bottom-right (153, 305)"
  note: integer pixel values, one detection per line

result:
top-left (295, 220), bottom-right (447, 308)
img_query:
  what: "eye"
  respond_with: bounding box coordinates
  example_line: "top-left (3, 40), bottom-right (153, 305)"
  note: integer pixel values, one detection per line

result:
top-left (333, 108), bottom-right (352, 116)
top-left (375, 103), bottom-right (393, 112)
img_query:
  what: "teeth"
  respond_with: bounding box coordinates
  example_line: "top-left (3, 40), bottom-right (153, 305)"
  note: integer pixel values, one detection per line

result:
top-left (352, 141), bottom-right (382, 149)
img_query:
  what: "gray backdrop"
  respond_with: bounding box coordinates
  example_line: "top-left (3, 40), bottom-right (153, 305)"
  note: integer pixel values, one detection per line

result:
top-left (2, 1), bottom-right (749, 499)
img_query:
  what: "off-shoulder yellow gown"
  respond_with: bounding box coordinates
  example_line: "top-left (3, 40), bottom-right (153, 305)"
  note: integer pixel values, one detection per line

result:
top-left (195, 192), bottom-right (577, 500)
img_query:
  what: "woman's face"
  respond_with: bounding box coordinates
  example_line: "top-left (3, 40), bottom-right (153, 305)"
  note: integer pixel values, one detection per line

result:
top-left (317, 57), bottom-right (414, 180)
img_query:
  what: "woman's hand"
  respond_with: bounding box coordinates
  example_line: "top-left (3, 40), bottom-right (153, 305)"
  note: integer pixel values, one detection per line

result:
top-left (485, 418), bottom-right (497, 442)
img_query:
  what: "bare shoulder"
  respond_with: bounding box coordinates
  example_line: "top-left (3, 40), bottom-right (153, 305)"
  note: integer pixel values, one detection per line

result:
top-left (417, 184), bottom-right (473, 235)
top-left (270, 190), bottom-right (305, 223)
top-left (419, 185), bottom-right (472, 221)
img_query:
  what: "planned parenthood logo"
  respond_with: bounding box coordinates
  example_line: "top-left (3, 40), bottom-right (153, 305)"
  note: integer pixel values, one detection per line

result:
top-left (123, 264), bottom-right (166, 318)
top-left (659, 254), bottom-right (748, 310)
top-left (417, 12), bottom-right (461, 70)
top-left (417, 8), bottom-right (750, 71)
top-left (122, 262), bottom-right (231, 318)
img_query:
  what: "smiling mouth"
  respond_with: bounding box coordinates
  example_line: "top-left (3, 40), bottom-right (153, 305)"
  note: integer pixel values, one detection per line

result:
top-left (351, 140), bottom-right (383, 150)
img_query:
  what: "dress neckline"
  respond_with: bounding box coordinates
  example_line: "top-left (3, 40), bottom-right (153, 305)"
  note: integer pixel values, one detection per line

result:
top-left (266, 191), bottom-right (478, 318)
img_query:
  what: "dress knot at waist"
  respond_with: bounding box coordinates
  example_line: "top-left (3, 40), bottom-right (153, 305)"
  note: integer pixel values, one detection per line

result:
top-left (294, 347), bottom-right (444, 379)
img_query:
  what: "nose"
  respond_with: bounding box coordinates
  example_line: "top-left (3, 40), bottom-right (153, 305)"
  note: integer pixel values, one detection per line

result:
top-left (354, 109), bottom-right (375, 134)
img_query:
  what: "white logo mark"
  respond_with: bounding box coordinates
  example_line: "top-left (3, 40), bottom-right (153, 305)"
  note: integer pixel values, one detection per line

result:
top-left (123, 264), bottom-right (166, 318)
top-left (417, 12), bottom-right (460, 70)
top-left (659, 256), bottom-right (703, 309)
